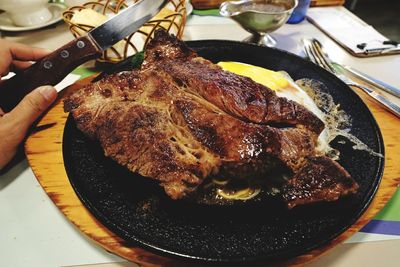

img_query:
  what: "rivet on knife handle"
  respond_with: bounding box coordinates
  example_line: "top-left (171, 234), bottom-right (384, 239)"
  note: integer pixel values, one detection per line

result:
top-left (0, 36), bottom-right (102, 113)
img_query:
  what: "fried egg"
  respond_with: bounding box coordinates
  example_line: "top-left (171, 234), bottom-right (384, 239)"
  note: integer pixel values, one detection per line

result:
top-left (217, 61), bottom-right (325, 121)
top-left (217, 61), bottom-right (330, 154)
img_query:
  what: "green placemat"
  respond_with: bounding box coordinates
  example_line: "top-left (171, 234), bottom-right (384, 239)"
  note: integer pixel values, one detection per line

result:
top-left (72, 67), bottom-right (99, 79)
top-left (192, 9), bottom-right (220, 16)
top-left (373, 188), bottom-right (400, 221)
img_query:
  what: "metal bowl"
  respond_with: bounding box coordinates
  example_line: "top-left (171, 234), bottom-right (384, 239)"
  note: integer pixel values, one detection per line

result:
top-left (220, 0), bottom-right (297, 46)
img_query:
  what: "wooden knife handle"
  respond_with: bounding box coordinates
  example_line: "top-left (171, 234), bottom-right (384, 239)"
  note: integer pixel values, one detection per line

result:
top-left (0, 35), bottom-right (102, 113)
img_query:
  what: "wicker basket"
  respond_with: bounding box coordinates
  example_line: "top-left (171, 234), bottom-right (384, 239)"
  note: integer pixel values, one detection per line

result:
top-left (63, 0), bottom-right (187, 63)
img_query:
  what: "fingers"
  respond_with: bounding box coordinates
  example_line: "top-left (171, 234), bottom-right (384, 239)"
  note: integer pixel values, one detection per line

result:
top-left (11, 60), bottom-right (32, 72)
top-left (0, 40), bottom-right (51, 77)
top-left (10, 42), bottom-right (50, 62)
top-left (8, 86), bottom-right (58, 131)
top-left (0, 86), bottom-right (57, 170)
top-left (0, 49), bottom-right (12, 76)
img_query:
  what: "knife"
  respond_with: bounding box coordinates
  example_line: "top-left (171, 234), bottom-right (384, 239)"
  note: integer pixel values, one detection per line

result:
top-left (0, 0), bottom-right (168, 113)
top-left (336, 63), bottom-right (400, 99)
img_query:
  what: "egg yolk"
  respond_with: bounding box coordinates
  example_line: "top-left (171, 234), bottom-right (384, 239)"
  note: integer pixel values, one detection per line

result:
top-left (217, 61), bottom-right (289, 91)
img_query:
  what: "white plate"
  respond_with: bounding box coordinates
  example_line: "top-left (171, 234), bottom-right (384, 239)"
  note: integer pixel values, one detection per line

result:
top-left (186, 1), bottom-right (193, 15)
top-left (0, 3), bottom-right (65, 32)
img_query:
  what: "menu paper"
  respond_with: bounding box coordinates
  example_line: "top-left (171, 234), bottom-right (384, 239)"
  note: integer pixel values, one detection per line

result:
top-left (306, 7), bottom-right (398, 57)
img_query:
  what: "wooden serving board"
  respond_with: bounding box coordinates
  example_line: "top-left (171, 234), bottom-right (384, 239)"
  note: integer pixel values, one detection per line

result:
top-left (25, 75), bottom-right (400, 266)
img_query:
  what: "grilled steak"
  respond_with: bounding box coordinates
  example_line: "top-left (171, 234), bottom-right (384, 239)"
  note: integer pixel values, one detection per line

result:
top-left (64, 30), bottom-right (358, 208)
top-left (282, 157), bottom-right (358, 208)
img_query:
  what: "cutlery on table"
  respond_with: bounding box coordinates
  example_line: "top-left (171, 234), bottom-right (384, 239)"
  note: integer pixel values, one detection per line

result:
top-left (0, 0), bottom-right (168, 113)
top-left (337, 63), bottom-right (400, 99)
top-left (303, 38), bottom-right (400, 118)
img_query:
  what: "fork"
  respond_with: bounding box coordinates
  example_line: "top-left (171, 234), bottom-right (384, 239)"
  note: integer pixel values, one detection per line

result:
top-left (303, 38), bottom-right (400, 118)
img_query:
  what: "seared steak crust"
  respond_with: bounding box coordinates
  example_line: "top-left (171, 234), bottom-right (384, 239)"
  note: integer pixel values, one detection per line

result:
top-left (282, 157), bottom-right (359, 208)
top-left (144, 33), bottom-right (325, 135)
top-left (64, 30), bottom-right (358, 207)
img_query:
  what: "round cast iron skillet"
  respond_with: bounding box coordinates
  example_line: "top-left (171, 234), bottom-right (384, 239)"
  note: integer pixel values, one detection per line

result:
top-left (63, 40), bottom-right (384, 263)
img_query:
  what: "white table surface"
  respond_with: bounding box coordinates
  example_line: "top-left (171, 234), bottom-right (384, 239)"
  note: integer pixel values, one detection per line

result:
top-left (1, 6), bottom-right (400, 267)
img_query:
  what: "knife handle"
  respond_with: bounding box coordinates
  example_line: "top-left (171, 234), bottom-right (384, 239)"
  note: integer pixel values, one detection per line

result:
top-left (0, 35), bottom-right (102, 113)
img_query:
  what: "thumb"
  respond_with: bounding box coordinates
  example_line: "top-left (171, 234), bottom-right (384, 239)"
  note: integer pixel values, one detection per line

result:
top-left (9, 85), bottom-right (57, 130)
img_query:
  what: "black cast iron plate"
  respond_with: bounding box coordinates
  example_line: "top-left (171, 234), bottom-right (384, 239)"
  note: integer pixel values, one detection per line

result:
top-left (63, 40), bottom-right (384, 263)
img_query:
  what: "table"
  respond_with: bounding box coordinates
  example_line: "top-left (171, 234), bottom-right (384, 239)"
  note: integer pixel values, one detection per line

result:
top-left (1, 6), bottom-right (399, 267)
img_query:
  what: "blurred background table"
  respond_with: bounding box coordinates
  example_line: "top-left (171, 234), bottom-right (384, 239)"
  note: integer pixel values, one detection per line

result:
top-left (1, 5), bottom-right (400, 267)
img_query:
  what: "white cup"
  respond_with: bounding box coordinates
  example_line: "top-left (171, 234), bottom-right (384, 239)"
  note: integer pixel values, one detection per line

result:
top-left (0, 0), bottom-right (52, 27)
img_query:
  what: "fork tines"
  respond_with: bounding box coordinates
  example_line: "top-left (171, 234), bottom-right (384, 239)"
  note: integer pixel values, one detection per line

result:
top-left (302, 38), bottom-right (336, 73)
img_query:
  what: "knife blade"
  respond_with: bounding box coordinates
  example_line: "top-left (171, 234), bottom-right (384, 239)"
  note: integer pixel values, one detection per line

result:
top-left (0, 0), bottom-right (168, 113)
top-left (338, 64), bottom-right (400, 99)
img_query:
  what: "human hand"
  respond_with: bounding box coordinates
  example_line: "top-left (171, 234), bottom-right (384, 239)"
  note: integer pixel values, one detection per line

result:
top-left (0, 40), bottom-right (57, 170)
